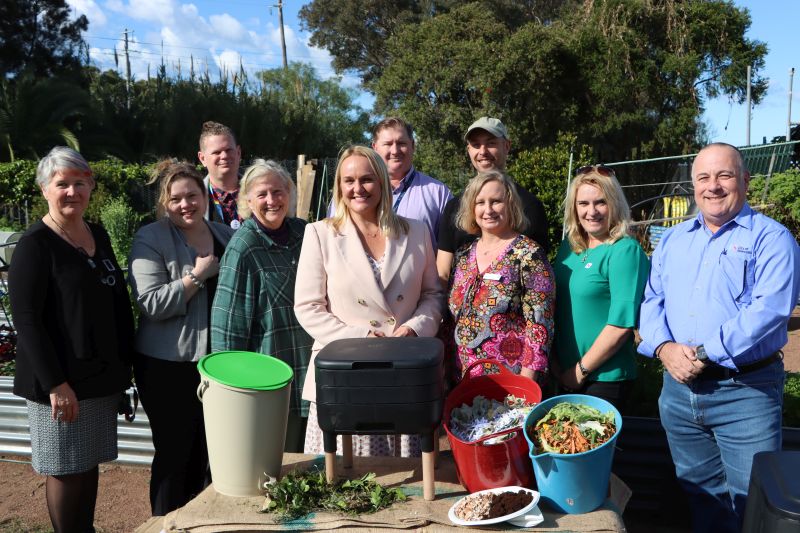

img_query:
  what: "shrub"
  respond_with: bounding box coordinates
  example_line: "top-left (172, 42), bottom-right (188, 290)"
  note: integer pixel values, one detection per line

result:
top-left (784, 373), bottom-right (800, 428)
top-left (748, 169), bottom-right (800, 239)
top-left (100, 197), bottom-right (142, 267)
top-left (508, 133), bottom-right (592, 256)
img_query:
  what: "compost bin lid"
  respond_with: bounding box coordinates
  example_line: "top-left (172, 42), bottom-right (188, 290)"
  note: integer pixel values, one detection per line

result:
top-left (197, 351), bottom-right (293, 390)
top-left (315, 337), bottom-right (444, 370)
top-left (752, 450), bottom-right (800, 519)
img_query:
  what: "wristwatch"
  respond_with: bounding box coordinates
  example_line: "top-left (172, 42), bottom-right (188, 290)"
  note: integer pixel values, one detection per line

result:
top-left (578, 359), bottom-right (591, 377)
top-left (695, 345), bottom-right (709, 362)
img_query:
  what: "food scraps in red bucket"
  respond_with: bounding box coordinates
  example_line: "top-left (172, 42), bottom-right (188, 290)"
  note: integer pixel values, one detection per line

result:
top-left (449, 394), bottom-right (536, 444)
top-left (530, 402), bottom-right (617, 455)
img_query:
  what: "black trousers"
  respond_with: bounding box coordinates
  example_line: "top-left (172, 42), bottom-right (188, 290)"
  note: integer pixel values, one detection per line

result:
top-left (134, 355), bottom-right (210, 516)
top-left (563, 379), bottom-right (635, 416)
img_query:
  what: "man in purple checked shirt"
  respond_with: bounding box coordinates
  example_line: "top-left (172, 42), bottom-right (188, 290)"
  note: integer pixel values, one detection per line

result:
top-left (329, 117), bottom-right (452, 249)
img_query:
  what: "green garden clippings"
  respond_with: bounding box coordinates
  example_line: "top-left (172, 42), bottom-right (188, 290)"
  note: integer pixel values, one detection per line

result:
top-left (262, 470), bottom-right (406, 522)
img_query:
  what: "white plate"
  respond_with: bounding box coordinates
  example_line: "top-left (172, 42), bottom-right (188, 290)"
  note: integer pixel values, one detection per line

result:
top-left (447, 486), bottom-right (540, 527)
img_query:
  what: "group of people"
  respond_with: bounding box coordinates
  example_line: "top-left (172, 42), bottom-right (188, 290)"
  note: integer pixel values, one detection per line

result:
top-left (9, 115), bottom-right (799, 533)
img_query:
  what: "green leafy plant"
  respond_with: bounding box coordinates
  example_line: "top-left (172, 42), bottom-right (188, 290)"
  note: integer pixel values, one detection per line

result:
top-left (99, 197), bottom-right (141, 267)
top-left (748, 170), bottom-right (800, 240)
top-left (509, 133), bottom-right (592, 256)
top-left (784, 373), bottom-right (800, 428)
top-left (262, 469), bottom-right (406, 522)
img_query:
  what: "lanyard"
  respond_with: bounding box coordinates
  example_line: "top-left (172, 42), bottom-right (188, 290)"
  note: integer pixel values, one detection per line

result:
top-left (209, 184), bottom-right (241, 228)
top-left (208, 184), bottom-right (226, 221)
top-left (392, 170), bottom-right (416, 212)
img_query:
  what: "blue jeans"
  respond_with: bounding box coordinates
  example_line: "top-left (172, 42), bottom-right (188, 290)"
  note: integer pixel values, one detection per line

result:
top-left (658, 361), bottom-right (784, 533)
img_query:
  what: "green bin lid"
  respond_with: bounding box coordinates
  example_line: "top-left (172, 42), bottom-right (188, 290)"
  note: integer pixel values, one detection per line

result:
top-left (197, 351), bottom-right (293, 391)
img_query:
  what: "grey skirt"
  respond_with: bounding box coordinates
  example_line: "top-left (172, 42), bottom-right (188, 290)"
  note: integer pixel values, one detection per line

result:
top-left (26, 393), bottom-right (119, 475)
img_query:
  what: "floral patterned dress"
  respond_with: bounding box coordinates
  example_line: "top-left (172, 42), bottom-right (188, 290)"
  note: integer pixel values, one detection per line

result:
top-left (448, 235), bottom-right (555, 378)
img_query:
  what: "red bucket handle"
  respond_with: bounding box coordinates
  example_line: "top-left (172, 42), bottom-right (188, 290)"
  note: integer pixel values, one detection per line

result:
top-left (462, 359), bottom-right (511, 382)
top-left (470, 425), bottom-right (526, 446)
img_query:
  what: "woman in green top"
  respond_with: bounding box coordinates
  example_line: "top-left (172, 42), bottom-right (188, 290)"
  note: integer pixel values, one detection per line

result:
top-left (553, 165), bottom-right (649, 414)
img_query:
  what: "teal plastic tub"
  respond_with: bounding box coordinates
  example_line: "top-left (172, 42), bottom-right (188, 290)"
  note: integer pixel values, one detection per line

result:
top-left (523, 394), bottom-right (622, 514)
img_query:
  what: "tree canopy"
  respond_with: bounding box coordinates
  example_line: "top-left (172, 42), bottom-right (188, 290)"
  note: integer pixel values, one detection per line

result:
top-left (0, 0), bottom-right (89, 79)
top-left (301, 0), bottom-right (768, 179)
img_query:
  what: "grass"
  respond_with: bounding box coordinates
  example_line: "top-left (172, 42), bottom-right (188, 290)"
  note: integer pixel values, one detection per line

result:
top-left (0, 519), bottom-right (52, 533)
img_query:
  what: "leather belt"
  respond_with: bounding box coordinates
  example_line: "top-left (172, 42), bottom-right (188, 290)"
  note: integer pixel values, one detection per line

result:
top-left (697, 351), bottom-right (783, 381)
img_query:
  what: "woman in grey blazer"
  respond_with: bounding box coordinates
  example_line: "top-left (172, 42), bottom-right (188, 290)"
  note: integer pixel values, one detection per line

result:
top-left (128, 160), bottom-right (234, 516)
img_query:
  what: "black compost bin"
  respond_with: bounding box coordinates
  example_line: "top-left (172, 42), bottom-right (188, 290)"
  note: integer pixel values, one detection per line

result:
top-left (315, 336), bottom-right (444, 453)
top-left (742, 451), bottom-right (800, 533)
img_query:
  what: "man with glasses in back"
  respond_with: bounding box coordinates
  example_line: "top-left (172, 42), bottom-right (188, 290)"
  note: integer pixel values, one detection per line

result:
top-left (638, 142), bottom-right (800, 533)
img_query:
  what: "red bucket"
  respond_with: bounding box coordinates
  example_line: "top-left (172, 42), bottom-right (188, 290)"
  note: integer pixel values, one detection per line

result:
top-left (443, 360), bottom-right (542, 493)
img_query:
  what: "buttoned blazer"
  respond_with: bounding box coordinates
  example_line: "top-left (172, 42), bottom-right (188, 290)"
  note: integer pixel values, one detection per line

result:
top-left (294, 216), bottom-right (444, 402)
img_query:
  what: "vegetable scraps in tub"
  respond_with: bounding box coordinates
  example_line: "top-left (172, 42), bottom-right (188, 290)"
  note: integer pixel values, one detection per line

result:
top-left (530, 402), bottom-right (616, 455)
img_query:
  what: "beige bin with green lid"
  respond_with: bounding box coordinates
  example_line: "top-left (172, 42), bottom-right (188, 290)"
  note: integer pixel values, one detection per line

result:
top-left (197, 351), bottom-right (293, 497)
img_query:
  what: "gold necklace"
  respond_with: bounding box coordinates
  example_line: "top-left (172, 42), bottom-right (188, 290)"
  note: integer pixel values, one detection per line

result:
top-left (478, 237), bottom-right (511, 256)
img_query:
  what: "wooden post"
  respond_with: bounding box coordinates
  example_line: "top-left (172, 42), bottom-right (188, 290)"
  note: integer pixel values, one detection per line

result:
top-left (295, 155), bottom-right (316, 220)
top-left (422, 451), bottom-right (436, 501)
top-left (325, 452), bottom-right (335, 483)
top-left (342, 435), bottom-right (353, 469)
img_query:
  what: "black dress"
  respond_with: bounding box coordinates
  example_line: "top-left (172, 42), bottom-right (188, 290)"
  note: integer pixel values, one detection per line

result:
top-left (9, 220), bottom-right (134, 475)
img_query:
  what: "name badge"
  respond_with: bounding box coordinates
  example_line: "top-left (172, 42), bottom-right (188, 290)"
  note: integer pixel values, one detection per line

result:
top-left (483, 273), bottom-right (502, 281)
top-left (230, 219), bottom-right (241, 229)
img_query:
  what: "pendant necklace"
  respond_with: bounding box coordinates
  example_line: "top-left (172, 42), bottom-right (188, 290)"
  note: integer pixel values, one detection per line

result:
top-left (48, 213), bottom-right (95, 266)
top-left (478, 236), bottom-right (511, 256)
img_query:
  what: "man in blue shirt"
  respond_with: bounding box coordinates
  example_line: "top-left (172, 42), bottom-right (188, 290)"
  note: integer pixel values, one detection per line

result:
top-left (638, 142), bottom-right (800, 533)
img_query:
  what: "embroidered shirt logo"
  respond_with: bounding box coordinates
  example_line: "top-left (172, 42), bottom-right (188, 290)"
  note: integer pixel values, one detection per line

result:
top-left (731, 245), bottom-right (752, 254)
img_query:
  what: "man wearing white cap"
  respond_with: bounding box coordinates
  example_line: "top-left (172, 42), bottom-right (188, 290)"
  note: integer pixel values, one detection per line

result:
top-left (436, 116), bottom-right (550, 284)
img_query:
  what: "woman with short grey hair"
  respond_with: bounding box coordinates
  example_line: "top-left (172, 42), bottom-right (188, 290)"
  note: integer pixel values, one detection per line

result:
top-left (211, 159), bottom-right (312, 452)
top-left (10, 146), bottom-right (135, 532)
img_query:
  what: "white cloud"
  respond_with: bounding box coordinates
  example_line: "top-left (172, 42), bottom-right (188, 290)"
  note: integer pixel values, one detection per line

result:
top-left (105, 0), bottom-right (175, 25)
top-left (68, 0), bottom-right (108, 26)
top-left (209, 13), bottom-right (247, 43)
top-left (83, 0), bottom-right (368, 101)
top-left (214, 49), bottom-right (242, 75)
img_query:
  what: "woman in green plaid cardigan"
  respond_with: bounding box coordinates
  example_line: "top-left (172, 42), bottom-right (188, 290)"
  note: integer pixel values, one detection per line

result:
top-left (210, 159), bottom-right (313, 452)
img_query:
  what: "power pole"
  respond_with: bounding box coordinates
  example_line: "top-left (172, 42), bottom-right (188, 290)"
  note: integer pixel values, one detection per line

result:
top-left (275, 1), bottom-right (288, 69)
top-left (788, 68), bottom-right (795, 142)
top-left (123, 28), bottom-right (132, 111)
top-left (745, 65), bottom-right (752, 146)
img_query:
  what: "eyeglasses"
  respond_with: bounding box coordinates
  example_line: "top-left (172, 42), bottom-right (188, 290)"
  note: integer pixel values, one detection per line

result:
top-left (575, 165), bottom-right (616, 178)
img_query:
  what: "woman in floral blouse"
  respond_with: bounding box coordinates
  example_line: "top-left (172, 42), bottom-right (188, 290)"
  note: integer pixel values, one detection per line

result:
top-left (448, 171), bottom-right (555, 386)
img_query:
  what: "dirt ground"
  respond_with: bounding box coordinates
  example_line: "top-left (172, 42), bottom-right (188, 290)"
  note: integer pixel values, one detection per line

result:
top-left (1, 306), bottom-right (799, 533)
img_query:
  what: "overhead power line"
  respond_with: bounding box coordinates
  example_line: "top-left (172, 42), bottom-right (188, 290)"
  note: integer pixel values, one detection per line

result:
top-left (84, 34), bottom-right (320, 61)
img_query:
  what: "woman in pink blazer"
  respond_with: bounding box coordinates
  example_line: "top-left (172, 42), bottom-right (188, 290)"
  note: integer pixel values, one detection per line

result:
top-left (294, 145), bottom-right (443, 456)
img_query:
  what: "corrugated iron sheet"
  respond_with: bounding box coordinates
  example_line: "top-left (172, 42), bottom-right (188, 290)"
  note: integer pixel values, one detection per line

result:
top-left (0, 377), bottom-right (154, 466)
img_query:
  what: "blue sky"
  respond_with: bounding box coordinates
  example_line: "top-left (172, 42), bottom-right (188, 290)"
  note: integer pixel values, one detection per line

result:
top-left (68, 0), bottom-right (798, 148)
